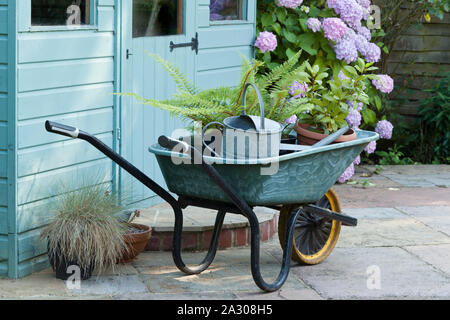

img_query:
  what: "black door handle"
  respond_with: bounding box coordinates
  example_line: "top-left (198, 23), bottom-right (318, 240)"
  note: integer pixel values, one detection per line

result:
top-left (126, 49), bottom-right (133, 59)
top-left (170, 33), bottom-right (199, 54)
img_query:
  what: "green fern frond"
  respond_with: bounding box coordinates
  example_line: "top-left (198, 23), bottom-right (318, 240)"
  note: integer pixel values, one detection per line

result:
top-left (145, 52), bottom-right (198, 95)
top-left (123, 53), bottom-right (309, 127)
top-left (256, 50), bottom-right (302, 92)
top-left (233, 59), bottom-right (264, 110)
top-left (239, 54), bottom-right (254, 82)
top-left (197, 86), bottom-right (236, 106)
top-left (174, 91), bottom-right (233, 114)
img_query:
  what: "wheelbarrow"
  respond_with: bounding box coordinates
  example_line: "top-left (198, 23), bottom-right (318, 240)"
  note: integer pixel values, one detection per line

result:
top-left (45, 120), bottom-right (379, 292)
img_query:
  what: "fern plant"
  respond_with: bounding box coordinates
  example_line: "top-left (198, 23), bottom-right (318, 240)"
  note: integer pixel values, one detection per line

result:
top-left (122, 51), bottom-right (313, 127)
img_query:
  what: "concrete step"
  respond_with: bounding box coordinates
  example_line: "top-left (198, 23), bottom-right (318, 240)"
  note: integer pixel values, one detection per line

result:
top-left (132, 203), bottom-right (279, 252)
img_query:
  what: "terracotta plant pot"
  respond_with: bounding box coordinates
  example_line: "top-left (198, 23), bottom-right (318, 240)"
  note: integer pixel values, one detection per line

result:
top-left (294, 123), bottom-right (357, 146)
top-left (119, 223), bottom-right (152, 263)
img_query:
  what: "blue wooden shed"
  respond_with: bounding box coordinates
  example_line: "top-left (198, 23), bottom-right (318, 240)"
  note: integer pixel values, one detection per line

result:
top-left (0, 0), bottom-right (257, 278)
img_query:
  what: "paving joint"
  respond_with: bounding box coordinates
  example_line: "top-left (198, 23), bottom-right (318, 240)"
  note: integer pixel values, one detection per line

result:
top-left (399, 246), bottom-right (450, 280)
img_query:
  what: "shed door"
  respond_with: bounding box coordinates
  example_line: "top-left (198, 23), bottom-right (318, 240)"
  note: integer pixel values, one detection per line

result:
top-left (120, 0), bottom-right (196, 203)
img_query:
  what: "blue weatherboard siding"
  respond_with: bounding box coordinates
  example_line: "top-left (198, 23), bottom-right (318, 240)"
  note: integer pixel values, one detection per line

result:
top-left (119, 0), bottom-right (257, 206)
top-left (13, 0), bottom-right (117, 278)
top-left (196, 0), bottom-right (256, 88)
top-left (0, 0), bottom-right (10, 277)
top-left (1, 0), bottom-right (256, 278)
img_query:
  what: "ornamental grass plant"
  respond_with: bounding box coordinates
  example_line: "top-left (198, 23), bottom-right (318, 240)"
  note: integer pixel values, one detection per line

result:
top-left (40, 180), bottom-right (130, 274)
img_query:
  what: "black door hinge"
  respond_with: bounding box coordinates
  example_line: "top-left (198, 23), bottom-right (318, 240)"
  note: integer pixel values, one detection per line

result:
top-left (169, 33), bottom-right (199, 55)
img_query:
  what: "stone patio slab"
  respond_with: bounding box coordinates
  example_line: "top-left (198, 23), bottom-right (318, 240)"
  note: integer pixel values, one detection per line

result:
top-left (404, 244), bottom-right (450, 276)
top-left (420, 175), bottom-right (450, 188)
top-left (341, 207), bottom-right (409, 220)
top-left (236, 288), bottom-right (323, 300)
top-left (289, 247), bottom-right (450, 299)
top-left (337, 213), bottom-right (450, 248)
top-left (381, 174), bottom-right (437, 187)
top-left (136, 204), bottom-right (276, 232)
top-left (114, 292), bottom-right (239, 300)
top-left (72, 275), bottom-right (148, 296)
top-left (396, 206), bottom-right (450, 236)
top-left (335, 186), bottom-right (450, 208)
top-left (374, 165), bottom-right (450, 176)
top-left (139, 258), bottom-right (305, 294)
top-left (0, 268), bottom-right (69, 299)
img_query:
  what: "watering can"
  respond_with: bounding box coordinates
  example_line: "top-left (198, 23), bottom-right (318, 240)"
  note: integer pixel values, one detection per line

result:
top-left (202, 83), bottom-right (283, 160)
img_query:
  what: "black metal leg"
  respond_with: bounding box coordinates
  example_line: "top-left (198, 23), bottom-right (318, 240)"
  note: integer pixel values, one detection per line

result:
top-left (44, 125), bottom-right (303, 292)
top-left (172, 207), bottom-right (226, 275)
top-left (159, 136), bottom-right (301, 291)
top-left (247, 207), bottom-right (301, 292)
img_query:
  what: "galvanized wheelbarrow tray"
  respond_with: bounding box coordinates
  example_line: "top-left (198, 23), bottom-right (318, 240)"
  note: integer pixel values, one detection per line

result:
top-left (45, 120), bottom-right (378, 292)
top-left (150, 130), bottom-right (377, 206)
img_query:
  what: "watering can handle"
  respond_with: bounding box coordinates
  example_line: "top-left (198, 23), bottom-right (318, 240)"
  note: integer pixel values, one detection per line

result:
top-left (241, 83), bottom-right (265, 130)
top-left (201, 121), bottom-right (224, 158)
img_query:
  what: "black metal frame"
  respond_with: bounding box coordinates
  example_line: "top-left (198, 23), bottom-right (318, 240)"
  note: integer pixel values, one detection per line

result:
top-left (44, 121), bottom-right (356, 292)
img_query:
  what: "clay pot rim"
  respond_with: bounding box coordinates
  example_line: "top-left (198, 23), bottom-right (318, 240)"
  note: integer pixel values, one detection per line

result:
top-left (123, 223), bottom-right (152, 243)
top-left (294, 123), bottom-right (356, 142)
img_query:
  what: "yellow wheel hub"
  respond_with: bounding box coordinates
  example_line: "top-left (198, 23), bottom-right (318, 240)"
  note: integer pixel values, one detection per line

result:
top-left (278, 188), bottom-right (342, 265)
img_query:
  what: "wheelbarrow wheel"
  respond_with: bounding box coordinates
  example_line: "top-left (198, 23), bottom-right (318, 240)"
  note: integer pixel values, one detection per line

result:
top-left (278, 188), bottom-right (342, 265)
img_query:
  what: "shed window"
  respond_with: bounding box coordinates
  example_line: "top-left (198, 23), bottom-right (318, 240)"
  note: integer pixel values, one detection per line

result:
top-left (133, 0), bottom-right (184, 38)
top-left (210, 0), bottom-right (243, 21)
top-left (32, 0), bottom-right (91, 26)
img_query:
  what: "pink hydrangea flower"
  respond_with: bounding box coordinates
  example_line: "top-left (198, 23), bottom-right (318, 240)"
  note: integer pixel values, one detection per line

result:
top-left (338, 163), bottom-right (355, 183)
top-left (363, 42), bottom-right (381, 62)
top-left (323, 18), bottom-right (348, 42)
top-left (357, 0), bottom-right (371, 8)
top-left (372, 75), bottom-right (394, 94)
top-left (327, 0), bottom-right (364, 29)
top-left (357, 26), bottom-right (372, 41)
top-left (353, 155), bottom-right (361, 165)
top-left (375, 120), bottom-right (394, 139)
top-left (338, 70), bottom-right (350, 81)
top-left (364, 140), bottom-right (377, 154)
top-left (306, 18), bottom-right (322, 32)
top-left (289, 81), bottom-right (309, 98)
top-left (354, 34), bottom-right (370, 56)
top-left (346, 108), bottom-right (362, 129)
top-left (335, 38), bottom-right (358, 63)
top-left (285, 115), bottom-right (298, 124)
top-left (276, 0), bottom-right (304, 9)
top-left (347, 101), bottom-right (363, 111)
top-left (254, 31), bottom-right (278, 53)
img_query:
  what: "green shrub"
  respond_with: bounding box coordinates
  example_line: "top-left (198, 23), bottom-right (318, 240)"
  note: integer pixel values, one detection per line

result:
top-left (378, 72), bottom-right (450, 164)
top-left (417, 72), bottom-right (450, 163)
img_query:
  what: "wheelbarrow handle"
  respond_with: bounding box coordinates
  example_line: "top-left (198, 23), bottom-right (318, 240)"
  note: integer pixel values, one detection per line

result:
top-left (45, 120), bottom-right (179, 209)
top-left (45, 121), bottom-right (81, 139)
top-left (158, 135), bottom-right (191, 153)
top-left (311, 125), bottom-right (350, 148)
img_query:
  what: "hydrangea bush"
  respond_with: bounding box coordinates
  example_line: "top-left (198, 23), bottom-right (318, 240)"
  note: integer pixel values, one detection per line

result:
top-left (255, 0), bottom-right (396, 182)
